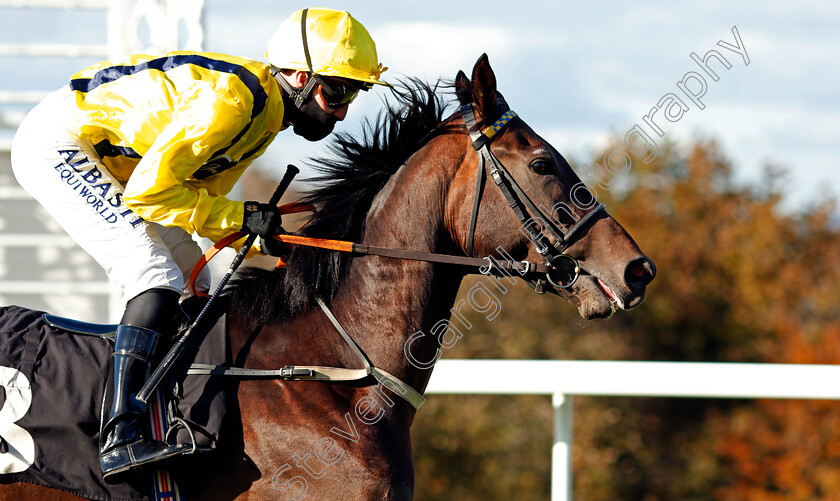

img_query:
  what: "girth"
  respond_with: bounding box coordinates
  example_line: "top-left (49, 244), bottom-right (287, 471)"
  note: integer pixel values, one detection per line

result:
top-left (185, 297), bottom-right (427, 410)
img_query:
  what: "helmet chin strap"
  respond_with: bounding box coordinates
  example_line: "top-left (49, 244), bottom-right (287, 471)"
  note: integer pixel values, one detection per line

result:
top-left (272, 67), bottom-right (336, 142)
top-left (272, 66), bottom-right (318, 109)
top-left (271, 7), bottom-right (337, 142)
top-left (272, 7), bottom-right (323, 110)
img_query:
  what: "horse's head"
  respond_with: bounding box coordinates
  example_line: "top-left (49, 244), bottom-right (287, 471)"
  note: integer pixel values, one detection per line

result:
top-left (449, 54), bottom-right (656, 319)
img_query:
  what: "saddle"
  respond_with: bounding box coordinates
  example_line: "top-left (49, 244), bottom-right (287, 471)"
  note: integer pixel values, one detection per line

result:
top-left (0, 300), bottom-right (228, 500)
top-left (45, 295), bottom-right (228, 453)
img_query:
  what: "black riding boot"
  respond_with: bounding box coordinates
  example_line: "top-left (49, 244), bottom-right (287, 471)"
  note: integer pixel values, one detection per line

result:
top-left (99, 324), bottom-right (187, 482)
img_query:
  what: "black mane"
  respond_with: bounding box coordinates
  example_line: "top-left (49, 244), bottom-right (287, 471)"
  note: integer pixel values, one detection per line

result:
top-left (227, 79), bottom-right (457, 324)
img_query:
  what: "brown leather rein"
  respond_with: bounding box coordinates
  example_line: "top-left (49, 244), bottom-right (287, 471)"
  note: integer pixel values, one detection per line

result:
top-left (188, 206), bottom-right (553, 298)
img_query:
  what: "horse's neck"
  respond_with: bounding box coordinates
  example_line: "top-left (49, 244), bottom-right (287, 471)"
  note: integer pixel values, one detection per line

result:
top-left (328, 148), bottom-right (465, 396)
top-left (234, 141), bottom-right (466, 408)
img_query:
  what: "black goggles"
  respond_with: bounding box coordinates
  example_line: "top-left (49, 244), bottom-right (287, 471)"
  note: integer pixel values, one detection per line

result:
top-left (314, 76), bottom-right (368, 108)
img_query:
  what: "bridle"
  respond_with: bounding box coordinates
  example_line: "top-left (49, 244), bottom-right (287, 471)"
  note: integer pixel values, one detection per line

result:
top-left (460, 101), bottom-right (606, 291)
top-left (183, 101), bottom-right (612, 410)
top-left (190, 102), bottom-right (608, 296)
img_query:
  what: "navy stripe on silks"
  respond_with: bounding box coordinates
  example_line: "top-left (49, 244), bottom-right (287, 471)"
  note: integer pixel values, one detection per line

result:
top-left (208, 123), bottom-right (249, 162)
top-left (240, 135), bottom-right (272, 161)
top-left (69, 54), bottom-right (268, 119)
top-left (72, 54), bottom-right (270, 173)
top-left (192, 135), bottom-right (271, 180)
top-left (203, 127), bottom-right (271, 175)
top-left (94, 140), bottom-right (141, 159)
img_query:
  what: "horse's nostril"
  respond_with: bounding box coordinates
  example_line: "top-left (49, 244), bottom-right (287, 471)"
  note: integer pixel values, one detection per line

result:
top-left (625, 257), bottom-right (656, 288)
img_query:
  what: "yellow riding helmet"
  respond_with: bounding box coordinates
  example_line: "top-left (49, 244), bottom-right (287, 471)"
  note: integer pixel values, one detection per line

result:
top-left (266, 8), bottom-right (388, 87)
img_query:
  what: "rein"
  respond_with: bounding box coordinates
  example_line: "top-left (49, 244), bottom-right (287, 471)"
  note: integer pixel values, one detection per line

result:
top-left (188, 230), bottom-right (552, 297)
top-left (186, 103), bottom-right (606, 411)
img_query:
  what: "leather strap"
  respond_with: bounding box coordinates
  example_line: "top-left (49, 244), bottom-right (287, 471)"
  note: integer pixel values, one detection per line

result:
top-left (315, 296), bottom-right (372, 376)
top-left (184, 296), bottom-right (427, 410)
top-left (460, 103), bottom-right (608, 260)
top-left (461, 104), bottom-right (562, 265)
top-left (189, 232), bottom-right (244, 297)
top-left (465, 157), bottom-right (485, 257)
top-left (189, 230), bottom-right (550, 298)
top-left (559, 202), bottom-right (606, 248)
top-left (184, 297), bottom-right (427, 411)
top-left (187, 363), bottom-right (366, 380)
top-left (315, 297), bottom-right (426, 409)
top-left (185, 363), bottom-right (426, 410)
top-left (348, 241), bottom-right (547, 273)
top-left (464, 106), bottom-right (485, 257)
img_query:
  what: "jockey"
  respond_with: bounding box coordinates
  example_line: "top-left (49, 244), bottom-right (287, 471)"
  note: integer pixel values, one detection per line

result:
top-left (10, 7), bottom-right (387, 483)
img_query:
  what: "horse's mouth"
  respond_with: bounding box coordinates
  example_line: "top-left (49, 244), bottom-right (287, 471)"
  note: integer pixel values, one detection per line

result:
top-left (595, 277), bottom-right (624, 311)
top-left (560, 272), bottom-right (641, 320)
top-left (580, 275), bottom-right (619, 319)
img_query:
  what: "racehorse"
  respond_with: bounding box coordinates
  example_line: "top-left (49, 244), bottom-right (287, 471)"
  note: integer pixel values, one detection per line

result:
top-left (0, 54), bottom-right (655, 500)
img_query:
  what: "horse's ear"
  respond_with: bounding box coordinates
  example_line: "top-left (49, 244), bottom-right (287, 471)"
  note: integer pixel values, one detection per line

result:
top-left (470, 53), bottom-right (497, 117)
top-left (455, 70), bottom-right (471, 105)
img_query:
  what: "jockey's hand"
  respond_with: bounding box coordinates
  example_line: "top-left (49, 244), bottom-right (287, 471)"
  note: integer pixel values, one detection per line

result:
top-left (259, 236), bottom-right (289, 258)
top-left (243, 202), bottom-right (285, 236)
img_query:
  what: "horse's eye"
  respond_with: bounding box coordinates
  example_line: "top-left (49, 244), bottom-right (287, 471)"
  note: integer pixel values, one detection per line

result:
top-left (530, 159), bottom-right (548, 173)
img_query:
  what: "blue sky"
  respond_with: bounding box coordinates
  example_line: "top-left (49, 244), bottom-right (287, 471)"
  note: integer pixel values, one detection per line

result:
top-left (2, 0), bottom-right (838, 212)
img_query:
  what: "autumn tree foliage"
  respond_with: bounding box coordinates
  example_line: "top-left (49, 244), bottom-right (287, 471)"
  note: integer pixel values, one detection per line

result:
top-left (410, 139), bottom-right (840, 500)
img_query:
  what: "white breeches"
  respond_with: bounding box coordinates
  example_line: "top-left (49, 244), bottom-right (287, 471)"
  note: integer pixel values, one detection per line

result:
top-left (10, 87), bottom-right (211, 305)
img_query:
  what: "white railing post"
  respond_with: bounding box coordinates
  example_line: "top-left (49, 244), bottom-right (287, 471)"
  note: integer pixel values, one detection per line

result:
top-left (425, 360), bottom-right (840, 500)
top-left (552, 392), bottom-right (573, 501)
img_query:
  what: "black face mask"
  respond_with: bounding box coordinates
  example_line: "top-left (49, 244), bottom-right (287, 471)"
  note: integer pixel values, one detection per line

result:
top-left (282, 92), bottom-right (337, 142)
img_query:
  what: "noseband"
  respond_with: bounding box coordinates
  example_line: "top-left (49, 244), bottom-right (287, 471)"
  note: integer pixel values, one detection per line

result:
top-left (461, 102), bottom-right (606, 290)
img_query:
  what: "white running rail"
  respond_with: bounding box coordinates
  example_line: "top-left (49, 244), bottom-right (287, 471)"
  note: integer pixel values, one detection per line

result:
top-left (425, 359), bottom-right (840, 501)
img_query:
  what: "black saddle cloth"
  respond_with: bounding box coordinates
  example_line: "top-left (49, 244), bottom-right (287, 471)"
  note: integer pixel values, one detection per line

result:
top-left (0, 303), bottom-right (228, 500)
